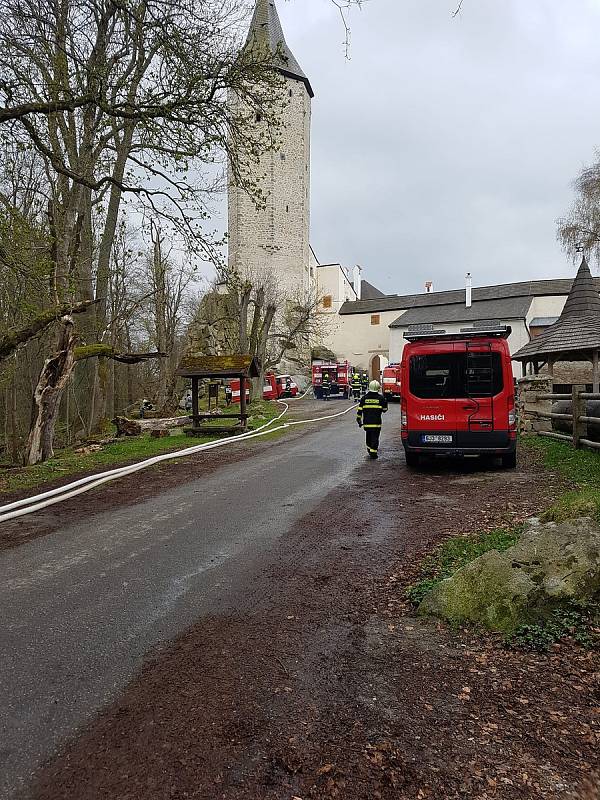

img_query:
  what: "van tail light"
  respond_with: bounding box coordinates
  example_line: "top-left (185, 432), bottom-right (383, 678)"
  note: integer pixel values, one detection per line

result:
top-left (401, 398), bottom-right (408, 439)
top-left (508, 395), bottom-right (516, 436)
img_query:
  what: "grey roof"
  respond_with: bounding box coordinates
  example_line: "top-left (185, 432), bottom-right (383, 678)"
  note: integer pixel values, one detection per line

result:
top-left (390, 296), bottom-right (532, 328)
top-left (529, 317), bottom-right (559, 327)
top-left (361, 279), bottom-right (385, 300)
top-left (247, 0), bottom-right (314, 97)
top-left (513, 256), bottom-right (600, 361)
top-left (339, 277), bottom-right (600, 316)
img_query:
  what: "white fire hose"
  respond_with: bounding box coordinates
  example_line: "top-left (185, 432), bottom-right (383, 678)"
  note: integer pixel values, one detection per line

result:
top-left (0, 397), bottom-right (357, 523)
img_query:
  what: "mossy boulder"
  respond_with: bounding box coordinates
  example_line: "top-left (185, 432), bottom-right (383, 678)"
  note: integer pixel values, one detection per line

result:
top-left (419, 517), bottom-right (600, 632)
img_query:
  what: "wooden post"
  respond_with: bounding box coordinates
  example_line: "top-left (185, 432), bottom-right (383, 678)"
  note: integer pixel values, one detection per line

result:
top-left (239, 373), bottom-right (247, 431)
top-left (191, 376), bottom-right (199, 429)
top-left (593, 350), bottom-right (599, 394)
top-left (547, 356), bottom-right (554, 388)
top-left (572, 384), bottom-right (586, 449)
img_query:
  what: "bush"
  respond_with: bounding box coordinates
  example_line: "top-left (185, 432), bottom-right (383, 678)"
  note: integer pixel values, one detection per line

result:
top-left (507, 604), bottom-right (599, 651)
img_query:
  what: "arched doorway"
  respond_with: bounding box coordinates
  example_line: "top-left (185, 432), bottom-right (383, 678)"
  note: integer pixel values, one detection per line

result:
top-left (370, 354), bottom-right (389, 381)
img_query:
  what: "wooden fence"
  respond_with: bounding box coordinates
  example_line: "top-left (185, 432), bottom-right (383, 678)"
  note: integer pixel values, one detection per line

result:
top-left (532, 385), bottom-right (600, 451)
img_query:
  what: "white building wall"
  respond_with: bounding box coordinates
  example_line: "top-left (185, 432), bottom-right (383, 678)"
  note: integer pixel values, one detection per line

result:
top-left (526, 295), bottom-right (567, 323)
top-left (324, 309), bottom-right (402, 370)
top-left (228, 76), bottom-right (311, 299)
top-left (319, 290), bottom-right (575, 377)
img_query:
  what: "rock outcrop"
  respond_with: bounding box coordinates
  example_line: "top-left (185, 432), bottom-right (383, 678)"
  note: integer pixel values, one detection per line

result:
top-left (419, 517), bottom-right (600, 632)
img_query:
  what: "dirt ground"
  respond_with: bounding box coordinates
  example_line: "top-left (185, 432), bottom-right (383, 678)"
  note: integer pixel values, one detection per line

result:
top-left (28, 441), bottom-right (599, 800)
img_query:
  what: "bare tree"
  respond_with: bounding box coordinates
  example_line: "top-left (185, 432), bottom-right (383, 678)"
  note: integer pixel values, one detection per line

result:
top-left (558, 154), bottom-right (600, 265)
top-left (0, 0), bottom-right (286, 462)
top-left (188, 267), bottom-right (325, 397)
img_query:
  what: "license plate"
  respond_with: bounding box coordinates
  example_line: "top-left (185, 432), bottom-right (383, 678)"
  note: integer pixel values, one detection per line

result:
top-left (422, 434), bottom-right (453, 444)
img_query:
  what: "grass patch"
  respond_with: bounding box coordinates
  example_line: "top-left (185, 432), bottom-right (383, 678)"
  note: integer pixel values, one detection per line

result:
top-left (0, 400), bottom-right (284, 497)
top-left (541, 487), bottom-right (600, 524)
top-left (406, 526), bottom-right (521, 605)
top-left (506, 604), bottom-right (600, 652)
top-left (522, 436), bottom-right (600, 523)
top-left (522, 435), bottom-right (600, 487)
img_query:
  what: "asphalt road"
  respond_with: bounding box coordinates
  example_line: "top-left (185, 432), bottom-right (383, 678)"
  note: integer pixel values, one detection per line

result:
top-left (0, 403), bottom-right (388, 799)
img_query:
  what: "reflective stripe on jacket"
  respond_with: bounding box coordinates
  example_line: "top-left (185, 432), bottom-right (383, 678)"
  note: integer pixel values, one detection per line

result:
top-left (356, 391), bottom-right (388, 428)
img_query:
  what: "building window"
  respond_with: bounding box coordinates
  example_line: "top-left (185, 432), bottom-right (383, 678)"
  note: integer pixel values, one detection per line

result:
top-left (255, 113), bottom-right (262, 122)
top-left (285, 204), bottom-right (289, 212)
top-left (371, 314), bottom-right (380, 325)
top-left (322, 295), bottom-right (333, 309)
top-left (280, 153), bottom-right (286, 161)
top-left (289, 89), bottom-right (293, 97)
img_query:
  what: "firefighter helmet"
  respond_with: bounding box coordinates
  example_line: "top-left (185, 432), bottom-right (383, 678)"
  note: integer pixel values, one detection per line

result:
top-left (369, 380), bottom-right (380, 392)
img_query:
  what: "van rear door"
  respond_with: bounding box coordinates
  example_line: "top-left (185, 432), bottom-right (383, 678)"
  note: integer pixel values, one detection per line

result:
top-left (407, 344), bottom-right (457, 447)
top-left (454, 343), bottom-right (503, 448)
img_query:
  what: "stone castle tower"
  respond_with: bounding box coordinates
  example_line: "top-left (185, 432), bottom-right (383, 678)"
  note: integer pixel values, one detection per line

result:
top-left (227, 0), bottom-right (314, 299)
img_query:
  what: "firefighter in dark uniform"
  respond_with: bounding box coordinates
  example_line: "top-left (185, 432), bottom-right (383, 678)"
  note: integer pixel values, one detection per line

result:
top-left (351, 372), bottom-right (361, 400)
top-left (322, 372), bottom-right (331, 400)
top-left (360, 371), bottom-right (369, 394)
top-left (356, 380), bottom-right (388, 459)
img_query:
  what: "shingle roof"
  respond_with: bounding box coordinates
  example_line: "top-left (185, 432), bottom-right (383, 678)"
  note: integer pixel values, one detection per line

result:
top-left (339, 277), bottom-right (599, 316)
top-left (176, 355), bottom-right (260, 378)
top-left (360, 280), bottom-right (385, 300)
top-left (529, 317), bottom-right (559, 327)
top-left (513, 256), bottom-right (600, 361)
top-left (247, 0), bottom-right (314, 97)
top-left (389, 296), bottom-right (532, 328)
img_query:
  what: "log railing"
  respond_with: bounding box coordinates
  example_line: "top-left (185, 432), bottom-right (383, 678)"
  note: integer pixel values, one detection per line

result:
top-left (531, 385), bottom-right (600, 450)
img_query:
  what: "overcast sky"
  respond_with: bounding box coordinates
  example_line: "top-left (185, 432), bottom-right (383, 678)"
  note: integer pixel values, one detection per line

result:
top-left (253, 0), bottom-right (600, 296)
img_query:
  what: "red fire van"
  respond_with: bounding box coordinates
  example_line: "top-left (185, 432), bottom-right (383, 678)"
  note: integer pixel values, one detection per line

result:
top-left (400, 326), bottom-right (517, 468)
top-left (382, 363), bottom-right (402, 400)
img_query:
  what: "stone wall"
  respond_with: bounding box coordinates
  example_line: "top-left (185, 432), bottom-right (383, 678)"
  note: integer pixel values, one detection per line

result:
top-left (516, 375), bottom-right (552, 435)
top-left (539, 361), bottom-right (593, 387)
top-left (228, 76), bottom-right (312, 299)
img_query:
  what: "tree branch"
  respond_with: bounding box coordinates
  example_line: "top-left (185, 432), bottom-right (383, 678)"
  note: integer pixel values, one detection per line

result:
top-left (0, 299), bottom-right (98, 362)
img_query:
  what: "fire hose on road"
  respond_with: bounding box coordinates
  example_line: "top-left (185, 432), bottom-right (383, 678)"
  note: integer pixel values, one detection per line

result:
top-left (0, 398), bottom-right (357, 523)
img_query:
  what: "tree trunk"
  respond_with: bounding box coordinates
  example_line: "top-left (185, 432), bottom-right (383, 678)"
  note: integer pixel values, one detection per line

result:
top-left (89, 122), bottom-right (136, 431)
top-left (25, 317), bottom-right (76, 465)
top-left (253, 304), bottom-right (276, 402)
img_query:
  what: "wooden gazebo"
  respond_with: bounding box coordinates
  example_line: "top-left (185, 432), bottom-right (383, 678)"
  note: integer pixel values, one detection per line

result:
top-left (175, 354), bottom-right (260, 436)
top-left (513, 255), bottom-right (600, 392)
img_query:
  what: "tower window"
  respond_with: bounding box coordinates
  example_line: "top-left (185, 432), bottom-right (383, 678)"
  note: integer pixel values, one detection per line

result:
top-left (322, 295), bottom-right (333, 309)
top-left (371, 314), bottom-right (381, 326)
top-left (280, 153), bottom-right (286, 161)
top-left (289, 89), bottom-right (293, 97)
top-left (285, 204), bottom-right (289, 212)
top-left (255, 112), bottom-right (262, 122)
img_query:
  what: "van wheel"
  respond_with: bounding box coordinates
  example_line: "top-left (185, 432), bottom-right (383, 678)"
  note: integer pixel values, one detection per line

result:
top-left (501, 452), bottom-right (517, 469)
top-left (405, 451), bottom-right (419, 468)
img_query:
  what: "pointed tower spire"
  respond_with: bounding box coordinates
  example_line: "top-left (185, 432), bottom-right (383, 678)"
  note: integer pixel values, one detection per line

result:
top-left (560, 254), bottom-right (600, 317)
top-left (513, 253), bottom-right (600, 364)
top-left (247, 0), bottom-right (314, 97)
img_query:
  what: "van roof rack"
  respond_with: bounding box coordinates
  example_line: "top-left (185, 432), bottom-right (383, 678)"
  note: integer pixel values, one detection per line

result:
top-left (403, 325), bottom-right (511, 342)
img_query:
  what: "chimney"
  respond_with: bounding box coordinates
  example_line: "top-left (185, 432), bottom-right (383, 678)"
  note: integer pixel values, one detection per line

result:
top-left (465, 272), bottom-right (472, 308)
top-left (353, 265), bottom-right (362, 300)
top-left (425, 280), bottom-right (433, 293)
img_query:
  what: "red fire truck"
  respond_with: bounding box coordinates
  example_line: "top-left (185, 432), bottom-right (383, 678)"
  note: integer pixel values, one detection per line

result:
top-left (312, 361), bottom-right (353, 399)
top-left (381, 363), bottom-right (402, 400)
top-left (400, 326), bottom-right (517, 468)
top-left (230, 373), bottom-right (298, 402)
